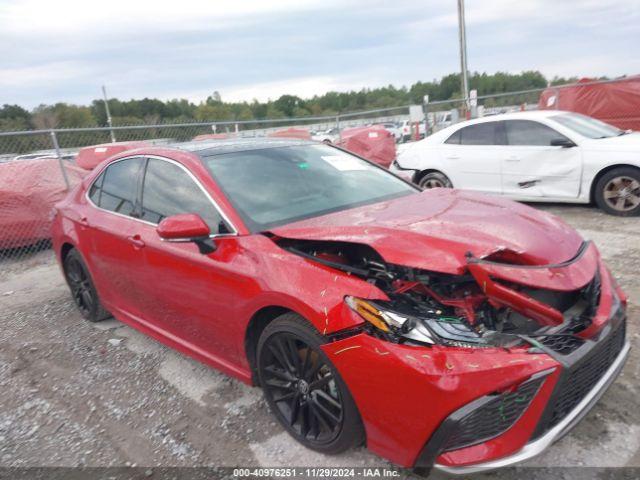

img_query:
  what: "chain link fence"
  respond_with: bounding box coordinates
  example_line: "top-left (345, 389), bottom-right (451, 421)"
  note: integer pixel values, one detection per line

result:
top-left (0, 107), bottom-right (414, 263)
top-left (1, 77), bottom-right (637, 263)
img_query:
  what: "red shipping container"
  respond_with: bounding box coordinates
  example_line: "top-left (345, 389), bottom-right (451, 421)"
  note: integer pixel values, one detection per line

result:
top-left (539, 76), bottom-right (640, 131)
top-left (336, 126), bottom-right (396, 168)
top-left (268, 128), bottom-right (311, 140)
top-left (0, 158), bottom-right (87, 249)
top-left (76, 141), bottom-right (149, 170)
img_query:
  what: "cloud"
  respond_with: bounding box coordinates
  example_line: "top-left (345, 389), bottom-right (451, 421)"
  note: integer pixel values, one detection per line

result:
top-left (222, 75), bottom-right (370, 103)
top-left (0, 0), bottom-right (328, 36)
top-left (1, 0), bottom-right (639, 108)
top-left (0, 61), bottom-right (89, 88)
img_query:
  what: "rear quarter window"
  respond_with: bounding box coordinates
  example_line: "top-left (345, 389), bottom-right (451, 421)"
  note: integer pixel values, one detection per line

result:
top-left (458, 122), bottom-right (497, 145)
top-left (445, 129), bottom-right (461, 144)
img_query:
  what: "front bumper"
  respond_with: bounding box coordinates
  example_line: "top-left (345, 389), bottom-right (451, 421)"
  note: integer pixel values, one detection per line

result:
top-left (435, 339), bottom-right (630, 474)
top-left (321, 333), bottom-right (562, 468)
top-left (322, 264), bottom-right (627, 470)
top-left (388, 161), bottom-right (416, 182)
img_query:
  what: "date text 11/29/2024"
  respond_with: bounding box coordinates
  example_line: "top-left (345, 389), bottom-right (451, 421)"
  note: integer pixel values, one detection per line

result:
top-left (233, 468), bottom-right (401, 477)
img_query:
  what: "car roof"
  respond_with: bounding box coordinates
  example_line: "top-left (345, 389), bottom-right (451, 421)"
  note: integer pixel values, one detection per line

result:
top-left (426, 110), bottom-right (572, 142)
top-left (171, 137), bottom-right (315, 156)
top-left (457, 109), bottom-right (567, 125)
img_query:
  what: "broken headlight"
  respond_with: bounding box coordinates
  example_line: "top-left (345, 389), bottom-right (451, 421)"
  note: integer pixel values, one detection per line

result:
top-left (345, 296), bottom-right (498, 348)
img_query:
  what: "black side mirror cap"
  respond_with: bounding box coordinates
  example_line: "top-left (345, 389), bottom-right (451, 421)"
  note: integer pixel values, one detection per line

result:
top-left (550, 138), bottom-right (576, 148)
top-left (194, 237), bottom-right (217, 254)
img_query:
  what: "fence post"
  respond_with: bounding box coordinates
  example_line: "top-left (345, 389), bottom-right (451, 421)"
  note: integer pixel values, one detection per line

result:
top-left (336, 114), bottom-right (341, 141)
top-left (102, 85), bottom-right (117, 143)
top-left (50, 130), bottom-right (70, 189)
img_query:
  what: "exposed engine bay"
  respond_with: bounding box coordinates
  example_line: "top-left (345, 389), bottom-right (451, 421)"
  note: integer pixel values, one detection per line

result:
top-left (276, 238), bottom-right (602, 351)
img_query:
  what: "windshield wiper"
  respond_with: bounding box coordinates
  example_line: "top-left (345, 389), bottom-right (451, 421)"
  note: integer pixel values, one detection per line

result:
top-left (617, 130), bottom-right (629, 136)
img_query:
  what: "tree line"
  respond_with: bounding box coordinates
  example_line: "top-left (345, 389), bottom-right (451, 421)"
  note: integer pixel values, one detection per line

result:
top-left (1, 71), bottom-right (581, 133)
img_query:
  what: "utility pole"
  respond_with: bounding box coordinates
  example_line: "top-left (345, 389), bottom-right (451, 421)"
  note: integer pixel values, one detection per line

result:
top-left (102, 85), bottom-right (116, 142)
top-left (457, 0), bottom-right (470, 112)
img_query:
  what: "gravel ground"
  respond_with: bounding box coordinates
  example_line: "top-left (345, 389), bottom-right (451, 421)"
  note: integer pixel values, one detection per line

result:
top-left (0, 204), bottom-right (638, 479)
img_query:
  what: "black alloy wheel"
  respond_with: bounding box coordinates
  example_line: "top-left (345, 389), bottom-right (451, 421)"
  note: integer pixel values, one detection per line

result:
top-left (63, 249), bottom-right (110, 322)
top-left (257, 313), bottom-right (364, 454)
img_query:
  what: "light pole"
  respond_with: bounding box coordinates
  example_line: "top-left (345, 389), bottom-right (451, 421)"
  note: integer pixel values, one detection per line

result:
top-left (457, 0), bottom-right (469, 111)
top-left (102, 85), bottom-right (116, 143)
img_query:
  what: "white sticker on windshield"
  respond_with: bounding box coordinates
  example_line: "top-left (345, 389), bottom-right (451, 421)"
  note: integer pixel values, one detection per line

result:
top-left (321, 155), bottom-right (367, 171)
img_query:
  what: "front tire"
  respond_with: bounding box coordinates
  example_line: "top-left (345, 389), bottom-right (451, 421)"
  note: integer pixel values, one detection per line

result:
top-left (595, 167), bottom-right (640, 216)
top-left (257, 313), bottom-right (364, 454)
top-left (63, 249), bottom-right (110, 322)
top-left (418, 171), bottom-right (452, 190)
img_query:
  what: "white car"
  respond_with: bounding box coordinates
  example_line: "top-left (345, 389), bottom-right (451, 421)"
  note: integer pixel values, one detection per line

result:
top-left (311, 127), bottom-right (340, 144)
top-left (390, 110), bottom-right (640, 216)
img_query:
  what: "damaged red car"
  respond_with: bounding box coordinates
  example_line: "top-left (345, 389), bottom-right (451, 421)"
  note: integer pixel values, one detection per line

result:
top-left (52, 139), bottom-right (630, 474)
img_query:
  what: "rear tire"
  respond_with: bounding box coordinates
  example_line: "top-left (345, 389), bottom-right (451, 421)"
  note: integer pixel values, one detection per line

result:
top-left (63, 249), bottom-right (111, 322)
top-left (257, 313), bottom-right (364, 454)
top-left (594, 167), bottom-right (640, 216)
top-left (418, 171), bottom-right (452, 190)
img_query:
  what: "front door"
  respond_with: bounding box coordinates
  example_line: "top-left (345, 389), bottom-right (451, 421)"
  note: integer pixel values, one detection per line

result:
top-left (500, 120), bottom-right (582, 199)
top-left (132, 157), bottom-right (240, 362)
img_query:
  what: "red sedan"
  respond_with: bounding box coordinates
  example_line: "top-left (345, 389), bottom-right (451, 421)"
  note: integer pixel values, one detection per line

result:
top-left (51, 139), bottom-right (630, 474)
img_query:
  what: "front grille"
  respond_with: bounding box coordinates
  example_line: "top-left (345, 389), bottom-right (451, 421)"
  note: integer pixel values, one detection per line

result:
top-left (442, 376), bottom-right (544, 452)
top-left (537, 320), bottom-right (626, 435)
top-left (532, 272), bottom-right (602, 356)
top-left (539, 333), bottom-right (585, 355)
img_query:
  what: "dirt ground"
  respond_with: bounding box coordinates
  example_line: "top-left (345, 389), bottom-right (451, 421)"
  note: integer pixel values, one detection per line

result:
top-left (0, 204), bottom-right (638, 479)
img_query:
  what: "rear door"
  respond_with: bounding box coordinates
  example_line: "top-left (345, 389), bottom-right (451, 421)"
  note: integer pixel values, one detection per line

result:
top-left (84, 156), bottom-right (147, 314)
top-left (439, 121), bottom-right (504, 194)
top-left (501, 120), bottom-right (582, 199)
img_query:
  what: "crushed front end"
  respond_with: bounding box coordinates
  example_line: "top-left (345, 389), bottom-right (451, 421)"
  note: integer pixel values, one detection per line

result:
top-left (278, 236), bottom-right (630, 471)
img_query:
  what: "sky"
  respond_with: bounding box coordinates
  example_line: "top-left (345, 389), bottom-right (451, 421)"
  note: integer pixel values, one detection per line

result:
top-left (1, 0), bottom-right (639, 108)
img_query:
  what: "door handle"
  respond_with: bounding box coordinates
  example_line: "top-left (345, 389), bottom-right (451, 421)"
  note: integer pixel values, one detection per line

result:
top-left (445, 155), bottom-right (460, 160)
top-left (505, 156), bottom-right (520, 162)
top-left (127, 235), bottom-right (146, 249)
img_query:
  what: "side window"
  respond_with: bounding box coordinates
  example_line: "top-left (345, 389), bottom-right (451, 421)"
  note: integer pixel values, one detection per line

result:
top-left (91, 157), bottom-right (143, 217)
top-left (445, 129), bottom-right (461, 144)
top-left (458, 122), bottom-right (497, 145)
top-left (140, 158), bottom-right (224, 232)
top-left (505, 120), bottom-right (569, 146)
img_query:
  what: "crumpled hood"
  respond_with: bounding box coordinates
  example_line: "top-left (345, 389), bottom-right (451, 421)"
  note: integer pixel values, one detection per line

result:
top-left (270, 189), bottom-right (583, 274)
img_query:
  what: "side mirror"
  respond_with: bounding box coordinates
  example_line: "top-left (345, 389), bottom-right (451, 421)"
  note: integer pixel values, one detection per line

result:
top-left (550, 138), bottom-right (576, 148)
top-left (157, 214), bottom-right (216, 253)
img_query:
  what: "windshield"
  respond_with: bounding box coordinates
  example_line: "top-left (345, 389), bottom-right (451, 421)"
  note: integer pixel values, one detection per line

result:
top-left (202, 144), bottom-right (416, 231)
top-left (550, 112), bottom-right (624, 139)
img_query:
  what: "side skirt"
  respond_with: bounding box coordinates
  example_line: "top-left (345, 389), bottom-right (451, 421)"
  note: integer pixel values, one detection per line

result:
top-left (102, 303), bottom-right (253, 385)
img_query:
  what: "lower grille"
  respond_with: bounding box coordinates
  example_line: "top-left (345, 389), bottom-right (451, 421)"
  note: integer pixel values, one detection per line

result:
top-left (536, 319), bottom-right (626, 436)
top-left (442, 376), bottom-right (544, 452)
top-left (539, 334), bottom-right (585, 355)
